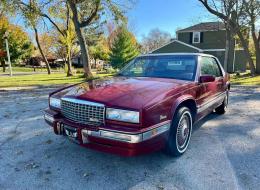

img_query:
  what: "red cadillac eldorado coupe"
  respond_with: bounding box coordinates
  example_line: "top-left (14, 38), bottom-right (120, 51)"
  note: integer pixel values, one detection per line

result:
top-left (44, 53), bottom-right (230, 156)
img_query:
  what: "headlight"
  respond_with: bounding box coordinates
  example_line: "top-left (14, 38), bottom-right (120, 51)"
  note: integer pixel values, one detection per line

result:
top-left (49, 97), bottom-right (61, 109)
top-left (106, 108), bottom-right (140, 123)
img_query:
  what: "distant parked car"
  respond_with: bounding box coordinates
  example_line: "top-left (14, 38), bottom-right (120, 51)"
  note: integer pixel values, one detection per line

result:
top-left (51, 59), bottom-right (65, 69)
top-left (44, 53), bottom-right (230, 156)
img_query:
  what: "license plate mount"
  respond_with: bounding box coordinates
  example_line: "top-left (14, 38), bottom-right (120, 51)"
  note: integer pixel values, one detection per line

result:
top-left (63, 124), bottom-right (80, 144)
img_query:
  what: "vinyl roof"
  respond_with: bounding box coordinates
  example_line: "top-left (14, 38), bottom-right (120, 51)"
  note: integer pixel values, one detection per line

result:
top-left (140, 53), bottom-right (216, 57)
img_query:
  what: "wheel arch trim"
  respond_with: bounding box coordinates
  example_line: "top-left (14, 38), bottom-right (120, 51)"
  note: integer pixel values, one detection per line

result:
top-left (170, 95), bottom-right (197, 122)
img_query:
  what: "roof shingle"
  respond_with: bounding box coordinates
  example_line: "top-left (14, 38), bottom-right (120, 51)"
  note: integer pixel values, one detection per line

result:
top-left (177, 22), bottom-right (225, 33)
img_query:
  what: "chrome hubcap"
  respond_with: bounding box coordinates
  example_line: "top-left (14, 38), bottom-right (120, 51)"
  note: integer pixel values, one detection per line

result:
top-left (177, 115), bottom-right (190, 149)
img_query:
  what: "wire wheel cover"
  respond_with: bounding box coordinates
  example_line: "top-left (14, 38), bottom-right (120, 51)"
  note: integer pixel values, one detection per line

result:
top-left (177, 114), bottom-right (191, 149)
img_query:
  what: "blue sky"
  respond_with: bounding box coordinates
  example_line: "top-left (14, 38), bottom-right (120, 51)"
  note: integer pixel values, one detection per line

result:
top-left (127, 0), bottom-right (217, 41)
top-left (12, 0), bottom-right (218, 42)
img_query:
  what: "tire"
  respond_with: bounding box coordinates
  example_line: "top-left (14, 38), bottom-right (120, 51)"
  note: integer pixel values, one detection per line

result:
top-left (164, 107), bottom-right (193, 157)
top-left (215, 91), bottom-right (229, 114)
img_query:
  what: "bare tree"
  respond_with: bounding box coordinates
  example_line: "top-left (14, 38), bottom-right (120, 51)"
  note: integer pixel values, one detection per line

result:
top-left (242, 0), bottom-right (260, 74)
top-left (141, 28), bottom-right (172, 53)
top-left (198, 0), bottom-right (257, 75)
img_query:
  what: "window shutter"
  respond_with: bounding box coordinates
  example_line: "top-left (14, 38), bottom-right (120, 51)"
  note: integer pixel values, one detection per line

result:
top-left (200, 32), bottom-right (204, 43)
top-left (189, 32), bottom-right (193, 44)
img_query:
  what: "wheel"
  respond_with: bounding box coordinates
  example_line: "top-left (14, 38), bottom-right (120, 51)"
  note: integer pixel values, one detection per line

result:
top-left (215, 91), bottom-right (229, 114)
top-left (164, 107), bottom-right (193, 157)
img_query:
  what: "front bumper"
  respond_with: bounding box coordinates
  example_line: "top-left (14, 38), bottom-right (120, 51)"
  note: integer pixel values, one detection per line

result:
top-left (44, 109), bottom-right (170, 156)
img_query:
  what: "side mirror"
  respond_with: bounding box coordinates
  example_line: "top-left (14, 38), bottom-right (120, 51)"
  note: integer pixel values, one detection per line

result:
top-left (199, 75), bottom-right (215, 83)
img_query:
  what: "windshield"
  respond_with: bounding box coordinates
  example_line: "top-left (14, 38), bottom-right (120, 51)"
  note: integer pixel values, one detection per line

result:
top-left (119, 55), bottom-right (197, 81)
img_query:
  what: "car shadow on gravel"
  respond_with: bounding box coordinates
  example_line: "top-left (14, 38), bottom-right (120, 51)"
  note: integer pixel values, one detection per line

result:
top-left (193, 112), bottom-right (221, 131)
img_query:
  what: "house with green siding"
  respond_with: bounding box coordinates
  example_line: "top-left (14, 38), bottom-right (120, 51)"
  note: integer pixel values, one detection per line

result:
top-left (151, 22), bottom-right (246, 72)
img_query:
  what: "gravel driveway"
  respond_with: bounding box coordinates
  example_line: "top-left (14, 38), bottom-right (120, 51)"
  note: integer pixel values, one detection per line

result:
top-left (0, 86), bottom-right (259, 190)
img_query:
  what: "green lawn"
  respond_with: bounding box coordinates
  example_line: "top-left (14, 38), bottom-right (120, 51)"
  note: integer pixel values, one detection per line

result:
top-left (1, 66), bottom-right (39, 73)
top-left (1, 69), bottom-right (259, 88)
top-left (231, 73), bottom-right (260, 86)
top-left (0, 66), bottom-right (82, 73)
top-left (0, 73), bottom-right (114, 88)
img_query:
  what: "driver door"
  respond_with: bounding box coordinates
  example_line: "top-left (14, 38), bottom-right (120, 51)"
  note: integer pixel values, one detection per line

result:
top-left (196, 56), bottom-right (223, 115)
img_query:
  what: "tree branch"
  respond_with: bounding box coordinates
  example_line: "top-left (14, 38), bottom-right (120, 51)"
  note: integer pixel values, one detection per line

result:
top-left (19, 0), bottom-right (66, 37)
top-left (80, 0), bottom-right (100, 27)
top-left (198, 0), bottom-right (228, 20)
top-left (40, 13), bottom-right (66, 37)
top-left (257, 31), bottom-right (260, 44)
top-left (66, 2), bottom-right (70, 31)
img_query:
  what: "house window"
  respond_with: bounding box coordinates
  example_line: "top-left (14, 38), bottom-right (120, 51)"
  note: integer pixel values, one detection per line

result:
top-left (193, 32), bottom-right (200, 43)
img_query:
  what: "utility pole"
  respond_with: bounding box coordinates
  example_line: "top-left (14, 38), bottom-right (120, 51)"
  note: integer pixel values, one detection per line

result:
top-left (3, 31), bottom-right (12, 76)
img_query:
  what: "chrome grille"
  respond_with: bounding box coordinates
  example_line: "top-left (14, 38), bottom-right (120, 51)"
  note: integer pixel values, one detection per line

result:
top-left (61, 98), bottom-right (105, 126)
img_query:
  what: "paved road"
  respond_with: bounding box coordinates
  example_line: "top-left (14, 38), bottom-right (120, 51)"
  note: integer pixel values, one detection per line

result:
top-left (0, 86), bottom-right (259, 190)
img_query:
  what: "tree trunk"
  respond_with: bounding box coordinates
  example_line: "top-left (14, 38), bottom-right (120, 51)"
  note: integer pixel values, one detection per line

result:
top-left (224, 14), bottom-right (236, 73)
top-left (197, 3), bottom-right (255, 75)
top-left (236, 29), bottom-right (256, 75)
top-left (34, 27), bottom-right (51, 75)
top-left (224, 28), bottom-right (230, 71)
top-left (255, 46), bottom-right (260, 74)
top-left (1, 60), bottom-right (5, 72)
top-left (251, 27), bottom-right (260, 74)
top-left (67, 50), bottom-right (73, 77)
top-left (68, 1), bottom-right (93, 78)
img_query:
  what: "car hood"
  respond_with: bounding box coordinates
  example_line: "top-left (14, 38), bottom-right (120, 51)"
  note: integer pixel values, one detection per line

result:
top-left (54, 77), bottom-right (191, 110)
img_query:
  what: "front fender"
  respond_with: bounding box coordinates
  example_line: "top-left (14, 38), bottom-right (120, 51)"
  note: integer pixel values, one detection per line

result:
top-left (170, 95), bottom-right (197, 119)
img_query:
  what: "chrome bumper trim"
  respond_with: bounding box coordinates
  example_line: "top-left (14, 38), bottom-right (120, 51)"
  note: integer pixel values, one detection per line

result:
top-left (81, 122), bottom-right (170, 144)
top-left (44, 113), bottom-right (55, 123)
